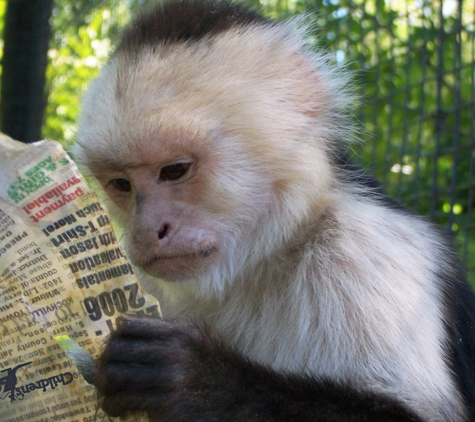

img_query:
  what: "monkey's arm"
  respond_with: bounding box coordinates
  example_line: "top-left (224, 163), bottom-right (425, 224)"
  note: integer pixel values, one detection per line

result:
top-left (96, 316), bottom-right (422, 422)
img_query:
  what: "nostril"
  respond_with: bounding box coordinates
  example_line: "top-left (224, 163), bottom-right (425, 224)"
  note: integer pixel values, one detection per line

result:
top-left (158, 224), bottom-right (169, 240)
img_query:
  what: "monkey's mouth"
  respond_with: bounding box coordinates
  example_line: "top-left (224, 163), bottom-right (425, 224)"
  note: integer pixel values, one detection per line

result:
top-left (146, 248), bottom-right (216, 262)
top-left (139, 247), bottom-right (217, 279)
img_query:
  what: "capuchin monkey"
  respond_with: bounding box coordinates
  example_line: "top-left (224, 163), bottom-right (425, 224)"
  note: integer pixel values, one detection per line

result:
top-left (73, 1), bottom-right (475, 421)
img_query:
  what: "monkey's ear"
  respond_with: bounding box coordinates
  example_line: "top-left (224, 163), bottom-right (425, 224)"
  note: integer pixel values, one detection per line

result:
top-left (265, 50), bottom-right (328, 120)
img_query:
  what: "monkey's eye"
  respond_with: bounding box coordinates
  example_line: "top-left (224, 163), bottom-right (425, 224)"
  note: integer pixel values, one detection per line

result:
top-left (159, 163), bottom-right (191, 181)
top-left (110, 178), bottom-right (132, 192)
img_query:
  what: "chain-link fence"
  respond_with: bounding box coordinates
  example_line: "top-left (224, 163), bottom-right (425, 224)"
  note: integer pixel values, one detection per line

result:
top-left (259, 0), bottom-right (475, 282)
top-left (331, 0), bottom-right (475, 281)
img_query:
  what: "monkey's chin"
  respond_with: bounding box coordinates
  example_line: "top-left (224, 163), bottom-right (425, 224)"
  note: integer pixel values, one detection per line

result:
top-left (139, 248), bottom-right (217, 282)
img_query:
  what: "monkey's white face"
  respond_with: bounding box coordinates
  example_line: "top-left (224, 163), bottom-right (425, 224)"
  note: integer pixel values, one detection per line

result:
top-left (74, 26), bottom-right (338, 286)
top-left (87, 120), bottom-right (277, 282)
top-left (98, 162), bottom-right (219, 281)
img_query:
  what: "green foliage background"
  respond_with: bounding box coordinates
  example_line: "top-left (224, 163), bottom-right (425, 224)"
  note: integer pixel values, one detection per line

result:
top-left (0, 0), bottom-right (474, 284)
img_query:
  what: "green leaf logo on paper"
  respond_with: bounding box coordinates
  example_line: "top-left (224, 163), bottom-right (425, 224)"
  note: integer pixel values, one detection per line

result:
top-left (0, 362), bottom-right (73, 403)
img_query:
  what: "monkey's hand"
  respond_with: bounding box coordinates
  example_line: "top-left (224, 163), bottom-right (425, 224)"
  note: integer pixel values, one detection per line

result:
top-left (96, 315), bottom-right (422, 422)
top-left (96, 315), bottom-right (256, 421)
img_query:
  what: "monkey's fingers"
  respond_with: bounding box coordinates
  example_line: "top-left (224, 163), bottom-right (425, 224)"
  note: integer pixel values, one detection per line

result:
top-left (115, 314), bottom-right (200, 340)
top-left (96, 363), bottom-right (178, 395)
top-left (101, 336), bottom-right (193, 365)
top-left (100, 391), bottom-right (175, 418)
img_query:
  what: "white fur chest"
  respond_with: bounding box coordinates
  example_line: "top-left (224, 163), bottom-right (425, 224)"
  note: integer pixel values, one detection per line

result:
top-left (149, 198), bottom-right (465, 421)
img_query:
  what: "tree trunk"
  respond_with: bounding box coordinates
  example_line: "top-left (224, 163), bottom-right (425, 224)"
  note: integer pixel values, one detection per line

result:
top-left (1, 0), bottom-right (54, 143)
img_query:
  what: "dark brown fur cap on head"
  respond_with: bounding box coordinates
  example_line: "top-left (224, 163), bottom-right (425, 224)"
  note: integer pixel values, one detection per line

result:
top-left (117, 0), bottom-right (270, 54)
